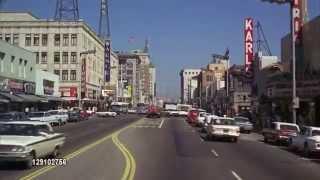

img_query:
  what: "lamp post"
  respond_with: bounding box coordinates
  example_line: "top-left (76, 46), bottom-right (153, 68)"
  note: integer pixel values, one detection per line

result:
top-left (261, 0), bottom-right (299, 124)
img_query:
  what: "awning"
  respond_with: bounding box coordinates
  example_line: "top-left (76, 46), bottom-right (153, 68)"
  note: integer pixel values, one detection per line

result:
top-left (0, 92), bottom-right (24, 102)
top-left (15, 94), bottom-right (49, 103)
top-left (41, 96), bottom-right (64, 102)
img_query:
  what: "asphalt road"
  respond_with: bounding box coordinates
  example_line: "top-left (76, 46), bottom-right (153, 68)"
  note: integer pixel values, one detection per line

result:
top-left (2, 115), bottom-right (320, 180)
top-left (0, 114), bottom-right (141, 180)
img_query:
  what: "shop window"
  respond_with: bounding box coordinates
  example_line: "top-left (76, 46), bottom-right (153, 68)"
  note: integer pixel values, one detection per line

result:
top-left (54, 52), bottom-right (60, 64)
top-left (33, 34), bottom-right (39, 46)
top-left (25, 34), bottom-right (31, 46)
top-left (42, 34), bottom-right (48, 46)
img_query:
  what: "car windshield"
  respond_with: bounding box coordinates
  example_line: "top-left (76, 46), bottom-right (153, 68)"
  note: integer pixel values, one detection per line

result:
top-left (29, 112), bottom-right (44, 117)
top-left (0, 124), bottom-right (38, 136)
top-left (312, 130), bottom-right (320, 136)
top-left (49, 111), bottom-right (58, 115)
top-left (211, 118), bottom-right (236, 126)
top-left (0, 114), bottom-right (13, 120)
top-left (280, 125), bottom-right (298, 131)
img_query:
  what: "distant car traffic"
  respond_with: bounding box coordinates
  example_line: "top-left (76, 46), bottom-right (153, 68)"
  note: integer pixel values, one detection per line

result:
top-left (205, 117), bottom-right (240, 142)
top-left (48, 110), bottom-right (68, 125)
top-left (187, 109), bottom-right (206, 125)
top-left (96, 111), bottom-right (117, 117)
top-left (0, 112), bottom-right (30, 121)
top-left (147, 105), bottom-right (161, 118)
top-left (262, 122), bottom-right (300, 145)
top-left (289, 126), bottom-right (320, 157)
top-left (68, 110), bottom-right (87, 122)
top-left (0, 121), bottom-right (66, 169)
top-left (234, 116), bottom-right (253, 134)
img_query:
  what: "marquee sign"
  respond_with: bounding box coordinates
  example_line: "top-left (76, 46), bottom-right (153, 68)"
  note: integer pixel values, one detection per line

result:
top-left (244, 18), bottom-right (254, 76)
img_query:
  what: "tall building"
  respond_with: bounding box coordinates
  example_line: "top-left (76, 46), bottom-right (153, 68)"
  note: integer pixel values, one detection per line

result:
top-left (180, 69), bottom-right (201, 104)
top-left (0, 12), bottom-right (105, 108)
top-left (116, 49), bottom-right (155, 106)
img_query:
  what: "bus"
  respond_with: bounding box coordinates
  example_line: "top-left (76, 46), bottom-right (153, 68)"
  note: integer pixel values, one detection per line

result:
top-left (110, 102), bottom-right (129, 114)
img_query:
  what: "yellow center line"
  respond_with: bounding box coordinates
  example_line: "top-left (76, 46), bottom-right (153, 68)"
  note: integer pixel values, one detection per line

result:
top-left (19, 118), bottom-right (142, 180)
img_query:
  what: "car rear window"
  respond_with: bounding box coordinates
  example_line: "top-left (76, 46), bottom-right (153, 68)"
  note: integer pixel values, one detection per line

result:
top-left (312, 130), bottom-right (320, 136)
top-left (280, 125), bottom-right (298, 131)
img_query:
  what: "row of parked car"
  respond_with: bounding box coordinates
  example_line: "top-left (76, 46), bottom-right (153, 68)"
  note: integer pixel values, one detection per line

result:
top-left (0, 109), bottom-right (93, 126)
top-left (185, 109), bottom-right (253, 143)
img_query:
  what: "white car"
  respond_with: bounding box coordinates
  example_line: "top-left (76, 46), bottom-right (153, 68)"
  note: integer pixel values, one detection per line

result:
top-left (29, 112), bottom-right (59, 126)
top-left (197, 112), bottom-right (210, 127)
top-left (96, 111), bottom-right (117, 117)
top-left (177, 111), bottom-right (188, 117)
top-left (289, 126), bottom-right (320, 156)
top-left (48, 110), bottom-right (68, 125)
top-left (0, 121), bottom-right (66, 168)
top-left (206, 117), bottom-right (240, 142)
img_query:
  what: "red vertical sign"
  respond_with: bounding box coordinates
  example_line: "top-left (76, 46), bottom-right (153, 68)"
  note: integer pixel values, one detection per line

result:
top-left (245, 18), bottom-right (254, 75)
top-left (292, 0), bottom-right (302, 44)
top-left (81, 58), bottom-right (86, 97)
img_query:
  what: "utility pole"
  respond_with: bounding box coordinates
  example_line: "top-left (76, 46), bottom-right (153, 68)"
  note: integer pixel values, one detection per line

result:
top-left (55, 0), bottom-right (79, 20)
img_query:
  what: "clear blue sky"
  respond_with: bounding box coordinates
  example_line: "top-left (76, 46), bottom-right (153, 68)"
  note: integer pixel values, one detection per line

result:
top-left (2, 0), bottom-right (320, 100)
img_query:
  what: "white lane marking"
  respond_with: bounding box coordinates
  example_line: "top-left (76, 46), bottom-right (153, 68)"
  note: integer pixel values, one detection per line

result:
top-left (158, 119), bottom-right (165, 128)
top-left (211, 149), bottom-right (219, 157)
top-left (231, 170), bottom-right (243, 180)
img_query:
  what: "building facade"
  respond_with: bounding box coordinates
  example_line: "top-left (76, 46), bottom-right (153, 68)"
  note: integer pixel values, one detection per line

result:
top-left (180, 69), bottom-right (201, 104)
top-left (0, 12), bottom-right (105, 108)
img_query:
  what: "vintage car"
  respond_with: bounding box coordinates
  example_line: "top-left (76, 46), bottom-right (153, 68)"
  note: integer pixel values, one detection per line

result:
top-left (262, 122), bottom-right (300, 145)
top-left (96, 111), bottom-right (117, 117)
top-left (234, 116), bottom-right (253, 134)
top-left (289, 126), bottom-right (320, 157)
top-left (205, 117), bottom-right (240, 142)
top-left (0, 121), bottom-right (65, 168)
top-left (28, 111), bottom-right (60, 126)
top-left (48, 110), bottom-right (68, 125)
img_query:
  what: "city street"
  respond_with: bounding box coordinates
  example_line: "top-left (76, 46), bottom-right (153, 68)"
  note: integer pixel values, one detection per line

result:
top-left (2, 115), bottom-right (320, 180)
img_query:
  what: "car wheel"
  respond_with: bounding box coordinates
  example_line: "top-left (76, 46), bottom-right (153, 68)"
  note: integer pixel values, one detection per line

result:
top-left (24, 151), bottom-right (36, 169)
top-left (51, 146), bottom-right (60, 158)
top-left (303, 143), bottom-right (311, 157)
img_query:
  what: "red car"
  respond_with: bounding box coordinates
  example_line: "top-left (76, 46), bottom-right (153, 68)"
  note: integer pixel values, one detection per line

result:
top-left (187, 109), bottom-right (199, 124)
top-left (147, 105), bottom-right (161, 118)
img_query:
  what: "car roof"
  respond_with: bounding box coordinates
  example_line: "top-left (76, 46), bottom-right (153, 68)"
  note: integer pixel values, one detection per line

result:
top-left (273, 122), bottom-right (298, 126)
top-left (0, 121), bottom-right (49, 125)
top-left (304, 126), bottom-right (320, 131)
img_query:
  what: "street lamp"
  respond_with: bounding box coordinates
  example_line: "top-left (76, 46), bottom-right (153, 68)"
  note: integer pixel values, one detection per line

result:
top-left (261, 0), bottom-right (298, 124)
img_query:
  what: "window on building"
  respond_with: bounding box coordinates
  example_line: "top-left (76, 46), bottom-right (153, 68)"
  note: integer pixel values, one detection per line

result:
top-left (63, 34), bottom-right (69, 46)
top-left (70, 52), bottom-right (77, 64)
top-left (71, 34), bottom-right (77, 46)
top-left (0, 34), bottom-right (2, 40)
top-left (5, 34), bottom-right (11, 43)
top-left (62, 70), bottom-right (68, 81)
top-left (25, 34), bottom-right (31, 46)
top-left (54, 70), bottom-right (60, 79)
top-left (41, 52), bottom-right (47, 64)
top-left (0, 52), bottom-right (4, 72)
top-left (42, 34), bottom-right (48, 46)
top-left (54, 34), bottom-right (60, 46)
top-left (35, 52), bottom-right (39, 64)
top-left (33, 34), bottom-right (39, 46)
top-left (13, 34), bottom-right (19, 46)
top-left (62, 52), bottom-right (68, 64)
top-left (10, 56), bottom-right (15, 73)
top-left (70, 70), bottom-right (76, 80)
top-left (23, 60), bottom-right (27, 78)
top-left (54, 52), bottom-right (60, 64)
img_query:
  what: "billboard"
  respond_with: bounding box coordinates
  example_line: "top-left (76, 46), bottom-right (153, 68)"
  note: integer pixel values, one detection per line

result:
top-left (244, 18), bottom-right (254, 76)
top-left (292, 0), bottom-right (302, 44)
top-left (81, 58), bottom-right (86, 98)
top-left (104, 40), bottom-right (111, 82)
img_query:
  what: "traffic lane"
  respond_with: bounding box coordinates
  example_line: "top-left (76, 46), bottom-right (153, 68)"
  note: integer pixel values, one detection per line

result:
top-left (0, 114), bottom-right (140, 180)
top-left (118, 117), bottom-right (236, 180)
top-left (201, 132), bottom-right (320, 180)
top-left (30, 139), bottom-right (125, 180)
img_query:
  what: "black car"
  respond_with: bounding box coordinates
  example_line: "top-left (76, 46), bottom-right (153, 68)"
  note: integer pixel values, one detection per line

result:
top-left (68, 110), bottom-right (86, 122)
top-left (0, 112), bottom-right (30, 121)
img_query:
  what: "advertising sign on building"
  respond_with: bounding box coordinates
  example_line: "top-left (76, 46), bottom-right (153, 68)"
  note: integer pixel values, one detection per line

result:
top-left (104, 40), bottom-right (111, 82)
top-left (244, 18), bottom-right (254, 76)
top-left (81, 58), bottom-right (87, 97)
top-left (0, 77), bottom-right (35, 94)
top-left (43, 79), bottom-right (54, 95)
top-left (59, 87), bottom-right (77, 97)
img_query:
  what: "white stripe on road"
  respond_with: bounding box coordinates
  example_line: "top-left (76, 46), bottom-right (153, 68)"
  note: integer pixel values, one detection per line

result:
top-left (231, 170), bottom-right (243, 180)
top-left (211, 149), bottom-right (219, 157)
top-left (158, 119), bottom-right (165, 128)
